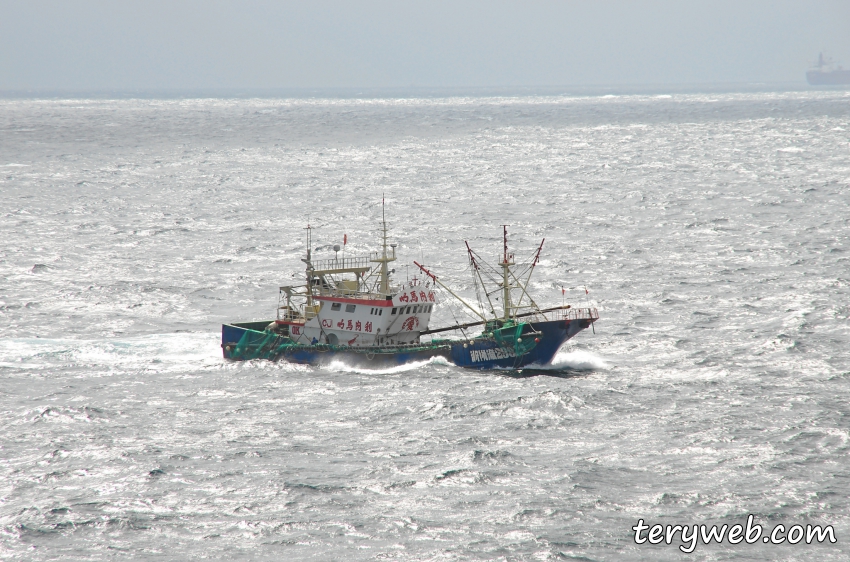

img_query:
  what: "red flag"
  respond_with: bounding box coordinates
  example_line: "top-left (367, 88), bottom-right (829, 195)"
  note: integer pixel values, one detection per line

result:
top-left (584, 286), bottom-right (588, 295)
top-left (344, 234), bottom-right (347, 245)
top-left (561, 287), bottom-right (565, 295)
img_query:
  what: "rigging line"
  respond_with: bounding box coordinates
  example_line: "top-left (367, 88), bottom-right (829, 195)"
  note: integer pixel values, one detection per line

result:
top-left (415, 261), bottom-right (487, 322)
top-left (470, 239), bottom-right (544, 315)
top-left (476, 266), bottom-right (507, 288)
top-left (507, 262), bottom-right (540, 311)
top-left (471, 261), bottom-right (503, 287)
top-left (467, 249), bottom-right (483, 312)
top-left (467, 242), bottom-right (497, 317)
top-left (435, 285), bottom-right (477, 341)
top-left (471, 263), bottom-right (493, 316)
top-left (472, 272), bottom-right (484, 313)
top-left (469, 248), bottom-right (528, 311)
top-left (446, 294), bottom-right (468, 340)
top-left (460, 253), bottom-right (487, 318)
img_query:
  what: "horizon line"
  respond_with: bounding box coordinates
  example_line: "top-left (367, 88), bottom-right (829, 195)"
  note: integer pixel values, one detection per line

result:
top-left (0, 81), bottom-right (828, 100)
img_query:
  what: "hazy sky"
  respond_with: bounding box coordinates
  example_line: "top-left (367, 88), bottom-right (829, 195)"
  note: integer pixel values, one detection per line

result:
top-left (2, 0), bottom-right (849, 91)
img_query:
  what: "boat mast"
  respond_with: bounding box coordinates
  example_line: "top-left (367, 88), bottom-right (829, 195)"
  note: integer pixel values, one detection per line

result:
top-left (301, 225), bottom-right (314, 306)
top-left (501, 225), bottom-right (514, 321)
top-left (506, 238), bottom-right (544, 313)
top-left (371, 197), bottom-right (396, 295)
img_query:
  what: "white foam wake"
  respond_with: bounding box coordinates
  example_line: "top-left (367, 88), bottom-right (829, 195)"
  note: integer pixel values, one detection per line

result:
top-left (0, 333), bottom-right (223, 374)
top-left (322, 355), bottom-right (452, 375)
top-left (543, 349), bottom-right (609, 371)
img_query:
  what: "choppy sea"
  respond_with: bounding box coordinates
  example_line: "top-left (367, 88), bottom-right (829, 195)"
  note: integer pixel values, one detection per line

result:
top-left (1, 90), bottom-right (849, 560)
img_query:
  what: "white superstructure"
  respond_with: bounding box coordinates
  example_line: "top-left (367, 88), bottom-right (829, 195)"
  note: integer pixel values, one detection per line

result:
top-left (272, 207), bottom-right (438, 346)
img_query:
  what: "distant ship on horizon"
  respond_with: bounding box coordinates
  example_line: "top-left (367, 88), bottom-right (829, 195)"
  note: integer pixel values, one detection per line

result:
top-left (807, 52), bottom-right (850, 85)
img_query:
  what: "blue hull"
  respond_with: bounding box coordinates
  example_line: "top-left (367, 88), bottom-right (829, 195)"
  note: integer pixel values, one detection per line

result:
top-left (448, 318), bottom-right (592, 369)
top-left (221, 322), bottom-right (450, 368)
top-left (222, 316), bottom-right (593, 371)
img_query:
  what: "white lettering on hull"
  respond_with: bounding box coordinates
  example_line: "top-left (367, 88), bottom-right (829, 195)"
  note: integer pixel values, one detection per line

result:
top-left (469, 346), bottom-right (517, 363)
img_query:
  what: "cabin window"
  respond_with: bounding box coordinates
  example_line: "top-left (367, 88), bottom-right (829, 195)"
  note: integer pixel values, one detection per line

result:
top-left (379, 309), bottom-right (382, 315)
top-left (405, 306), bottom-right (411, 314)
top-left (345, 304), bottom-right (356, 313)
top-left (331, 302), bottom-right (341, 311)
top-left (391, 308), bottom-right (397, 315)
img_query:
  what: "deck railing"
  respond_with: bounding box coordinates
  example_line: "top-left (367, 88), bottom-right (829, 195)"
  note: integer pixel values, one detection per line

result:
top-left (310, 256), bottom-right (371, 271)
top-left (524, 307), bottom-right (599, 323)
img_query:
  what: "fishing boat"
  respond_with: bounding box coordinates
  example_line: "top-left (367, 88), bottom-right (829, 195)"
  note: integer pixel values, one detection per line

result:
top-left (221, 206), bottom-right (598, 370)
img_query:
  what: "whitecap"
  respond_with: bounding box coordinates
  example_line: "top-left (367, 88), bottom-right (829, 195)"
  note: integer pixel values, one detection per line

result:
top-left (540, 349), bottom-right (609, 371)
